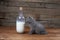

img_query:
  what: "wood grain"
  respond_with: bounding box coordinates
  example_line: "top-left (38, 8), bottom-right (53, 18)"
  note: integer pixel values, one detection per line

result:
top-left (0, 26), bottom-right (60, 40)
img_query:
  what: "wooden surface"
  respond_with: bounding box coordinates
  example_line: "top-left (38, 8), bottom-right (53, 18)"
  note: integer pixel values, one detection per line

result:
top-left (0, 26), bottom-right (60, 40)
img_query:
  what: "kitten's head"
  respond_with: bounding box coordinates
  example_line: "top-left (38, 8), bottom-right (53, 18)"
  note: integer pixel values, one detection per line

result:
top-left (25, 16), bottom-right (33, 23)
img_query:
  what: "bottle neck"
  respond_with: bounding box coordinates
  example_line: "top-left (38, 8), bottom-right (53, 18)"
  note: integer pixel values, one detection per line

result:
top-left (19, 10), bottom-right (24, 16)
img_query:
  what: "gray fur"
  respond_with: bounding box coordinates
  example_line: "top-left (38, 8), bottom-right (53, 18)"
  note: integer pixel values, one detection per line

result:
top-left (26, 16), bottom-right (47, 34)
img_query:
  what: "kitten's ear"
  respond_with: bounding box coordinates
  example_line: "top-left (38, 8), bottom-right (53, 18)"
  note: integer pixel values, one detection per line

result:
top-left (29, 16), bottom-right (33, 19)
top-left (29, 16), bottom-right (31, 18)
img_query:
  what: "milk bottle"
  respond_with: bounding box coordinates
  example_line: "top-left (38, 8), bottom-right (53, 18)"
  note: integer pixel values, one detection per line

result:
top-left (16, 7), bottom-right (25, 33)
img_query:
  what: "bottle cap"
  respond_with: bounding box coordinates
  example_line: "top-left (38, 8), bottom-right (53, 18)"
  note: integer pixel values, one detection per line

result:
top-left (19, 7), bottom-right (23, 11)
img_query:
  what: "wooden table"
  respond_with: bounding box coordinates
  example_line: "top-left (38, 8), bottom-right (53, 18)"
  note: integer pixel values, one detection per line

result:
top-left (0, 26), bottom-right (60, 40)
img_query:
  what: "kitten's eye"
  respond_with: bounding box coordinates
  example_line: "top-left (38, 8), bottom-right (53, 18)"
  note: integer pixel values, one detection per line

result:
top-left (27, 17), bottom-right (29, 18)
top-left (29, 17), bottom-right (31, 18)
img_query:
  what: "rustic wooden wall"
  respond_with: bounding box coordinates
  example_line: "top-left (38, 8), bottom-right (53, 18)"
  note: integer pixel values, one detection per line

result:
top-left (0, 0), bottom-right (60, 27)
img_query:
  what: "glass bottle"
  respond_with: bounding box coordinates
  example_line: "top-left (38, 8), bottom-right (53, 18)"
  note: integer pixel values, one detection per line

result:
top-left (16, 7), bottom-right (25, 33)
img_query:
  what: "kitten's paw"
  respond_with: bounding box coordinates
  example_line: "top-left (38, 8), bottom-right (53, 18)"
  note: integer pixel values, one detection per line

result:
top-left (40, 32), bottom-right (48, 35)
top-left (29, 32), bottom-right (32, 35)
top-left (45, 32), bottom-right (48, 34)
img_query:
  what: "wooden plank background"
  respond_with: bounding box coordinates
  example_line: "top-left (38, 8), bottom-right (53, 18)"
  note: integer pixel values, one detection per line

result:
top-left (0, 0), bottom-right (60, 27)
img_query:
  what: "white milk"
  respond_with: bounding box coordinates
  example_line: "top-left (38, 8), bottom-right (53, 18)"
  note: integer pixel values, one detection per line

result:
top-left (16, 21), bottom-right (25, 33)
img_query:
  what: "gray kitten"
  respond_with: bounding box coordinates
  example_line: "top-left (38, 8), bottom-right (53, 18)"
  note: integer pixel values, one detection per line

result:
top-left (26, 16), bottom-right (47, 35)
